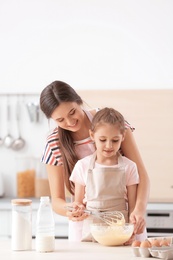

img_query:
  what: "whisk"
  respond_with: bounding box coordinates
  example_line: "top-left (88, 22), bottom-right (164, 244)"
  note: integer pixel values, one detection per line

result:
top-left (66, 206), bottom-right (125, 226)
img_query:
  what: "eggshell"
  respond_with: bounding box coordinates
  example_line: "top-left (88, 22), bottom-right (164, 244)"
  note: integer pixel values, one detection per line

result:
top-left (151, 239), bottom-right (161, 247)
top-left (140, 239), bottom-right (152, 248)
top-left (160, 238), bottom-right (170, 247)
top-left (132, 240), bottom-right (141, 247)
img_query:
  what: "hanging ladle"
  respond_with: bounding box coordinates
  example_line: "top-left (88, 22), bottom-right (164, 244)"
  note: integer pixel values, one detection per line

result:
top-left (11, 99), bottom-right (25, 151)
top-left (3, 99), bottom-right (14, 148)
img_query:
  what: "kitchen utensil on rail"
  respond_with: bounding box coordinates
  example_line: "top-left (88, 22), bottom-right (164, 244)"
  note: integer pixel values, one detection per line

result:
top-left (4, 100), bottom-right (14, 148)
top-left (66, 206), bottom-right (125, 226)
top-left (26, 102), bottom-right (40, 123)
top-left (11, 99), bottom-right (25, 151)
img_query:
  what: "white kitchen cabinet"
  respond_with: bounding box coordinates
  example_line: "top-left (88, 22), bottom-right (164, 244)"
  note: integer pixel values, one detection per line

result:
top-left (0, 198), bottom-right (69, 238)
top-left (0, 210), bottom-right (12, 237)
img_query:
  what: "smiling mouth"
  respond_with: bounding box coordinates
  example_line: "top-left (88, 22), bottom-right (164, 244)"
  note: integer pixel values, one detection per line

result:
top-left (68, 120), bottom-right (78, 127)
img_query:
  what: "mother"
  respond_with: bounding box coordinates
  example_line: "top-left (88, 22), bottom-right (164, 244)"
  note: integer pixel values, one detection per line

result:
top-left (40, 80), bottom-right (150, 241)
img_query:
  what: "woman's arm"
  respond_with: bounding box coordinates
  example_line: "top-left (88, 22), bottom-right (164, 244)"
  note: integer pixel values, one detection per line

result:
top-left (46, 164), bottom-right (68, 216)
top-left (121, 128), bottom-right (150, 211)
top-left (127, 184), bottom-right (138, 217)
top-left (121, 128), bottom-right (150, 233)
top-left (125, 184), bottom-right (138, 245)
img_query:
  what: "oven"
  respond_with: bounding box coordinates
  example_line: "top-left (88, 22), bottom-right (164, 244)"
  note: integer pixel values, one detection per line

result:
top-left (146, 203), bottom-right (173, 237)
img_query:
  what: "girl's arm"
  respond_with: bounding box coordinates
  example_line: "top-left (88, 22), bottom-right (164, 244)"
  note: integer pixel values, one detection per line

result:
top-left (121, 128), bottom-right (150, 232)
top-left (74, 182), bottom-right (85, 205)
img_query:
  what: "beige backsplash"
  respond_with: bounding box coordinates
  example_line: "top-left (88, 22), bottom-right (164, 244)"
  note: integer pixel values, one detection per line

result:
top-left (78, 89), bottom-right (173, 202)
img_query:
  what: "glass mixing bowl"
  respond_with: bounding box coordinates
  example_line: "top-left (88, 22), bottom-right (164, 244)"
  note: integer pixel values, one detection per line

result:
top-left (90, 223), bottom-right (134, 246)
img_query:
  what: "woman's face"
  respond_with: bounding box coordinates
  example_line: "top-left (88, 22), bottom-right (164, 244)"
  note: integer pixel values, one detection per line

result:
top-left (51, 102), bottom-right (84, 132)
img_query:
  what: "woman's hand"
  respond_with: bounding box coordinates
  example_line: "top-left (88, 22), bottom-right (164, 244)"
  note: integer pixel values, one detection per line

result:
top-left (129, 210), bottom-right (146, 234)
top-left (65, 202), bottom-right (88, 221)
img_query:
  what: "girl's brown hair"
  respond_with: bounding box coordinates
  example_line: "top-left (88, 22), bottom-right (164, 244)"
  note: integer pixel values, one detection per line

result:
top-left (91, 107), bottom-right (125, 134)
top-left (40, 80), bottom-right (83, 195)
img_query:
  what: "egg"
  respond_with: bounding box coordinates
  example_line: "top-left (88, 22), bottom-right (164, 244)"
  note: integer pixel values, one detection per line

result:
top-left (160, 238), bottom-right (170, 247)
top-left (151, 238), bottom-right (160, 247)
top-left (140, 239), bottom-right (152, 248)
top-left (132, 240), bottom-right (141, 247)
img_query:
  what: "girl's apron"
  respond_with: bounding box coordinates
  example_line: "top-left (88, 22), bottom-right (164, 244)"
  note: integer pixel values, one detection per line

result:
top-left (81, 152), bottom-right (128, 241)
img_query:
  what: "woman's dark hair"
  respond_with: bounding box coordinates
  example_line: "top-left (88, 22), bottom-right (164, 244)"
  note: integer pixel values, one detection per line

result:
top-left (91, 107), bottom-right (125, 134)
top-left (40, 80), bottom-right (83, 195)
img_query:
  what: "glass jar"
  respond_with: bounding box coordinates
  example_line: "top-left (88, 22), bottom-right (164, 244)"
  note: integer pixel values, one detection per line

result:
top-left (34, 159), bottom-right (50, 198)
top-left (16, 156), bottom-right (35, 197)
top-left (11, 199), bottom-right (32, 251)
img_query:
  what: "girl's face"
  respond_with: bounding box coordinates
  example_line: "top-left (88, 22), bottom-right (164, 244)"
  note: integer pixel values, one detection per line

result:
top-left (51, 102), bottom-right (84, 132)
top-left (90, 123), bottom-right (124, 159)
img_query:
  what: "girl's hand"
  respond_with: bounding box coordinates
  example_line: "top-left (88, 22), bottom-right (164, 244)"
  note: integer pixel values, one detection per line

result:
top-left (65, 202), bottom-right (88, 221)
top-left (129, 210), bottom-right (146, 234)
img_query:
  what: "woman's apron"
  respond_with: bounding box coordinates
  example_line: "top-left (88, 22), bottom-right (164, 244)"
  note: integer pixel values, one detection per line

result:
top-left (81, 152), bottom-right (129, 241)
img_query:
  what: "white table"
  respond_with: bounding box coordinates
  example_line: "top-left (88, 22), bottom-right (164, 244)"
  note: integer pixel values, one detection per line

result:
top-left (0, 238), bottom-right (151, 260)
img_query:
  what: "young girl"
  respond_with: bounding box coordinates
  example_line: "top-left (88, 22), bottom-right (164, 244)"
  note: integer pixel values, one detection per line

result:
top-left (40, 80), bottom-right (149, 241)
top-left (70, 107), bottom-right (147, 242)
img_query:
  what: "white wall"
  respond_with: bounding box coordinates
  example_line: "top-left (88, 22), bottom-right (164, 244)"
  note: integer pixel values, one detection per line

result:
top-left (0, 0), bottom-right (173, 93)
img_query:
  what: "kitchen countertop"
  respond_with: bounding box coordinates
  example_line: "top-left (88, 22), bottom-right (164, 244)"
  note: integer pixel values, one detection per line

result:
top-left (1, 197), bottom-right (173, 209)
top-left (0, 238), bottom-right (149, 260)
